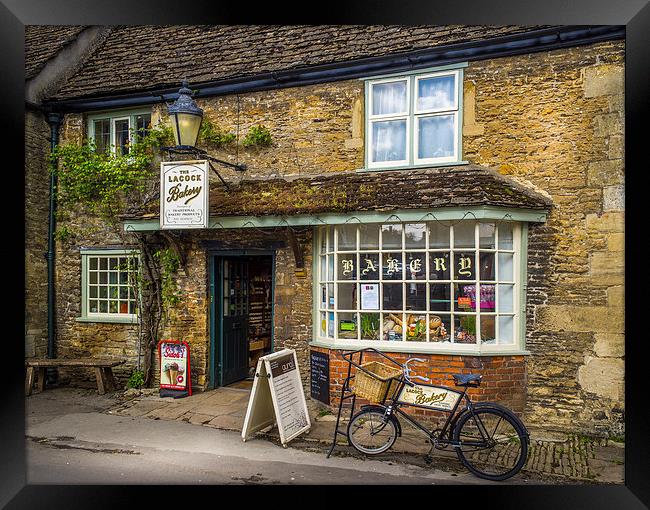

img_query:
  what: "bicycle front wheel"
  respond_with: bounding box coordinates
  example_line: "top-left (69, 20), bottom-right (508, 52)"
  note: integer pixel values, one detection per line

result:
top-left (347, 409), bottom-right (398, 455)
top-left (452, 406), bottom-right (528, 481)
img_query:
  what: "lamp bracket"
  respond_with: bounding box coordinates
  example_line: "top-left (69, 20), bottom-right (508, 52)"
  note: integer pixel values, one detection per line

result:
top-left (161, 146), bottom-right (247, 172)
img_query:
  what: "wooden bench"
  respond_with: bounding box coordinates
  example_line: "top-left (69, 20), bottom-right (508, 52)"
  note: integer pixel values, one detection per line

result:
top-left (25, 358), bottom-right (126, 396)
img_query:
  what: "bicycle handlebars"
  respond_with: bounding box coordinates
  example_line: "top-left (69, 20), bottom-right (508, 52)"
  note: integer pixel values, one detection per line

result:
top-left (402, 357), bottom-right (430, 385)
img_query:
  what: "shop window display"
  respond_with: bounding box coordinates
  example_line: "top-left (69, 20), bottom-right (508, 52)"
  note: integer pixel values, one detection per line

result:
top-left (316, 221), bottom-right (519, 348)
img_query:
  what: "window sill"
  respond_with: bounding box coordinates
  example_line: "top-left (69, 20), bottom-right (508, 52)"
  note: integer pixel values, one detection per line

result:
top-left (309, 339), bottom-right (530, 356)
top-left (76, 316), bottom-right (139, 325)
top-left (357, 160), bottom-right (469, 173)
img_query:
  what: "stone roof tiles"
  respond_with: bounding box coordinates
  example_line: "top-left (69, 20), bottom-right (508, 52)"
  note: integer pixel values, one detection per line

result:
top-left (48, 24), bottom-right (548, 100)
top-left (25, 25), bottom-right (87, 79)
top-left (124, 164), bottom-right (552, 221)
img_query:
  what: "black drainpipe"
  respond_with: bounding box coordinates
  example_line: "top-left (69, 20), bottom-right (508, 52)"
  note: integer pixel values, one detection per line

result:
top-left (46, 111), bottom-right (62, 385)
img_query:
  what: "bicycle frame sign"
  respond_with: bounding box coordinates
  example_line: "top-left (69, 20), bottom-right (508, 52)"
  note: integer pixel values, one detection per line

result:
top-left (397, 383), bottom-right (462, 411)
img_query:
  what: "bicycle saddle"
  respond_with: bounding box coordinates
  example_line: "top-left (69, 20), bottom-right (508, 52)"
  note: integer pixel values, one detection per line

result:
top-left (452, 373), bottom-right (482, 387)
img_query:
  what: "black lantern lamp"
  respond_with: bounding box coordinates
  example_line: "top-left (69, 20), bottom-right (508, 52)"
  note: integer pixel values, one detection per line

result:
top-left (168, 80), bottom-right (203, 149)
top-left (163, 80), bottom-right (246, 176)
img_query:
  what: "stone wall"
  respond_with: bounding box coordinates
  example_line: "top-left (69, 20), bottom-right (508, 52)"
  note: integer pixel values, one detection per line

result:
top-left (25, 111), bottom-right (51, 359)
top-left (47, 39), bottom-right (624, 437)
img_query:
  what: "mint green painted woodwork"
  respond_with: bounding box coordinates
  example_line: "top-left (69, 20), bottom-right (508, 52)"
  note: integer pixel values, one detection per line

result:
top-left (124, 207), bottom-right (547, 232)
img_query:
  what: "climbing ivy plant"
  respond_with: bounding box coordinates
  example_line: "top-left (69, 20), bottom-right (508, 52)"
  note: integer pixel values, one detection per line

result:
top-left (53, 124), bottom-right (184, 386)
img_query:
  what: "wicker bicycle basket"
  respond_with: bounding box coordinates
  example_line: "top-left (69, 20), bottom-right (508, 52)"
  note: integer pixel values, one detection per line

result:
top-left (352, 361), bottom-right (403, 403)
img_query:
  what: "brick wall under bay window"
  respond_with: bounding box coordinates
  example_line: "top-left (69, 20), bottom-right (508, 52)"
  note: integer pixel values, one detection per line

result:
top-left (311, 347), bottom-right (526, 424)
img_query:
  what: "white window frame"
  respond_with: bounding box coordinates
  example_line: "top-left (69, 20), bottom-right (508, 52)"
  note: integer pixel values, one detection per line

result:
top-left (78, 249), bottom-right (140, 324)
top-left (87, 108), bottom-right (152, 155)
top-left (312, 221), bottom-right (524, 355)
top-left (364, 66), bottom-right (464, 170)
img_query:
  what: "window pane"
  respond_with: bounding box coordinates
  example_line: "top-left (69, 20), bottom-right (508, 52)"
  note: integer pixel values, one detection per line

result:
top-left (406, 283), bottom-right (426, 311)
top-left (99, 273), bottom-right (108, 284)
top-left (406, 252), bottom-right (426, 280)
top-left (429, 252), bottom-right (450, 280)
top-left (327, 227), bottom-right (334, 252)
top-left (338, 312), bottom-right (358, 339)
top-left (109, 272), bottom-right (118, 284)
top-left (498, 284), bottom-right (514, 313)
top-left (89, 258), bottom-right (98, 270)
top-left (429, 222), bottom-right (450, 248)
top-left (479, 252), bottom-right (495, 280)
top-left (453, 223), bottom-right (475, 248)
top-left (89, 286), bottom-right (97, 298)
top-left (454, 315), bottom-right (477, 344)
top-left (360, 313), bottom-right (380, 340)
top-left (381, 224), bottom-right (402, 249)
top-left (338, 283), bottom-right (357, 310)
top-left (405, 223), bottom-right (426, 248)
top-left (417, 115), bottom-right (454, 160)
top-left (328, 255), bottom-right (334, 280)
top-left (372, 80), bottom-right (407, 115)
top-left (499, 253), bottom-right (514, 281)
top-left (498, 316), bottom-right (514, 344)
top-left (129, 301), bottom-right (137, 314)
top-left (320, 284), bottom-right (327, 308)
top-left (99, 258), bottom-right (108, 270)
top-left (114, 119), bottom-right (130, 155)
top-left (320, 256), bottom-right (327, 282)
top-left (99, 301), bottom-right (108, 313)
top-left (89, 300), bottom-right (98, 313)
top-left (320, 312), bottom-right (327, 336)
top-left (382, 253), bottom-right (403, 280)
top-left (89, 272), bottom-right (97, 284)
top-left (327, 283), bottom-right (334, 309)
top-left (119, 287), bottom-right (128, 299)
top-left (480, 315), bottom-right (496, 344)
top-left (328, 311), bottom-right (334, 338)
top-left (337, 254), bottom-right (356, 280)
top-left (480, 284), bottom-right (496, 312)
top-left (119, 271), bottom-right (129, 284)
top-left (320, 228), bottom-right (327, 254)
top-left (109, 301), bottom-right (118, 313)
top-left (454, 252), bottom-right (475, 280)
top-left (93, 119), bottom-right (110, 153)
top-left (479, 223), bottom-right (496, 249)
top-left (417, 74), bottom-right (456, 111)
top-left (383, 313), bottom-right (404, 341)
top-left (135, 113), bottom-right (151, 138)
top-left (98, 286), bottom-right (107, 298)
top-left (499, 223), bottom-right (514, 250)
top-left (430, 314), bottom-right (450, 342)
top-left (382, 283), bottom-right (402, 310)
top-left (405, 314), bottom-right (427, 342)
top-left (337, 224), bottom-right (357, 251)
top-left (359, 253), bottom-right (380, 280)
top-left (430, 283), bottom-right (451, 311)
top-left (359, 224), bottom-right (379, 250)
top-left (109, 257), bottom-right (119, 270)
top-left (119, 302), bottom-right (129, 314)
top-left (372, 120), bottom-right (406, 162)
top-left (454, 283), bottom-right (476, 312)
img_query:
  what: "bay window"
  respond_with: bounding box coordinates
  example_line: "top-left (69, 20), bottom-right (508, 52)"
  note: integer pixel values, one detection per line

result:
top-left (315, 220), bottom-right (523, 351)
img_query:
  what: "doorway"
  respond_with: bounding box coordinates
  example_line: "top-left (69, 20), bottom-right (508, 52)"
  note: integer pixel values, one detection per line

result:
top-left (210, 253), bottom-right (274, 388)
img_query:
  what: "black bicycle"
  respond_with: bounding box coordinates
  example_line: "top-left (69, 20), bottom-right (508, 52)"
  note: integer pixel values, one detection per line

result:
top-left (342, 349), bottom-right (529, 481)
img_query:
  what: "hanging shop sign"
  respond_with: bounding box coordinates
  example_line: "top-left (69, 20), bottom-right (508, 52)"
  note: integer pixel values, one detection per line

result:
top-left (310, 350), bottom-right (330, 405)
top-left (160, 160), bottom-right (209, 229)
top-left (242, 349), bottom-right (311, 446)
top-left (158, 339), bottom-right (192, 398)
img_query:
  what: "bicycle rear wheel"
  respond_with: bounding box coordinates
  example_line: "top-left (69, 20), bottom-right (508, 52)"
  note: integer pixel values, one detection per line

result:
top-left (347, 408), bottom-right (398, 455)
top-left (452, 406), bottom-right (528, 481)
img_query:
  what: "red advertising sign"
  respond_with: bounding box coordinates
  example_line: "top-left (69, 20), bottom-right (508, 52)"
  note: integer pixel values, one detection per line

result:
top-left (158, 340), bottom-right (192, 396)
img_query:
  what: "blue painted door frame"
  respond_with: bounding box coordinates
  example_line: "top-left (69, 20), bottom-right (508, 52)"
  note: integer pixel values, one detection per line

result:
top-left (208, 249), bottom-right (276, 389)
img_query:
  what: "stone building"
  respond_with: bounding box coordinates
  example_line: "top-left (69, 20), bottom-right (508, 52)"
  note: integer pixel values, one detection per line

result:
top-left (25, 25), bottom-right (625, 439)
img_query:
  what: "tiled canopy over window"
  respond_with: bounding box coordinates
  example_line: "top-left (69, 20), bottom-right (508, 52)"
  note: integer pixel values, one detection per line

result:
top-left (316, 221), bottom-right (522, 352)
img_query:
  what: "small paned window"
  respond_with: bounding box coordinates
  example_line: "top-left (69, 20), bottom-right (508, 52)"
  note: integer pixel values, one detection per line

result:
top-left (365, 68), bottom-right (462, 169)
top-left (81, 251), bottom-right (139, 321)
top-left (87, 110), bottom-right (152, 155)
top-left (316, 221), bottom-right (521, 351)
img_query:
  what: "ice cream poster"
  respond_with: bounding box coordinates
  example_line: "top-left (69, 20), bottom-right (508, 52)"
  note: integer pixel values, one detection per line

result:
top-left (159, 340), bottom-right (191, 393)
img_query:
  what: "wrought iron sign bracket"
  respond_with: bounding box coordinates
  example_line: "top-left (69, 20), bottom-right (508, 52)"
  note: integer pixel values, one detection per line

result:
top-left (161, 146), bottom-right (247, 191)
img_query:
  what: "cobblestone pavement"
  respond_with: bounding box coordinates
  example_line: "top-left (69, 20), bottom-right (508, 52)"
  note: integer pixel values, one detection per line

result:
top-left (105, 384), bottom-right (624, 484)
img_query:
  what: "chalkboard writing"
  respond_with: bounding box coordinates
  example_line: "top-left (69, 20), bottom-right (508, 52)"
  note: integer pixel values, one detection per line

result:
top-left (310, 350), bottom-right (330, 405)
